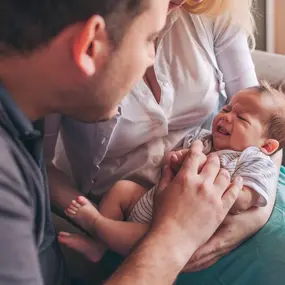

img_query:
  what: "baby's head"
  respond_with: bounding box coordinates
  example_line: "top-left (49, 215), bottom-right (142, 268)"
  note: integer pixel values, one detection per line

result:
top-left (212, 81), bottom-right (285, 155)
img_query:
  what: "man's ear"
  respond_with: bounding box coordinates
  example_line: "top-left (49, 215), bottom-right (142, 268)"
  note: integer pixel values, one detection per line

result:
top-left (73, 15), bottom-right (108, 76)
top-left (260, 139), bottom-right (279, 155)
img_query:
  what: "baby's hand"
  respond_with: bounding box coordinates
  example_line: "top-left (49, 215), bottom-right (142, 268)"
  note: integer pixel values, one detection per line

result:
top-left (229, 186), bottom-right (260, 215)
top-left (162, 149), bottom-right (189, 173)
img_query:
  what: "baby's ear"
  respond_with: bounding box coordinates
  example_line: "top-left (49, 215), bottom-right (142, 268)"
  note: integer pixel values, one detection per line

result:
top-left (260, 139), bottom-right (279, 155)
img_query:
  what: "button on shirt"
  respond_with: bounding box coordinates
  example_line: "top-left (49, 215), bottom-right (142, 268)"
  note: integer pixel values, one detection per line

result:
top-left (47, 110), bottom-right (122, 197)
top-left (51, 8), bottom-right (257, 198)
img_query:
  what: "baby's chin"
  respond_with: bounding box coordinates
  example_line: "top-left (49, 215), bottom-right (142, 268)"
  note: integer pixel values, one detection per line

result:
top-left (212, 138), bottom-right (231, 151)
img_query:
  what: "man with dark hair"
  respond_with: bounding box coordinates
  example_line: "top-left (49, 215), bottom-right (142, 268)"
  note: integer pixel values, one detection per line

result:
top-left (0, 0), bottom-right (242, 284)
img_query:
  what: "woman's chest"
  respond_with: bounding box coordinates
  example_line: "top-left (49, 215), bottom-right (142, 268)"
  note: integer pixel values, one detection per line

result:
top-left (107, 14), bottom-right (223, 154)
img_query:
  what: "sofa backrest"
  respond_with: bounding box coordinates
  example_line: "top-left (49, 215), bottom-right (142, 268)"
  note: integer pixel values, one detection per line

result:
top-left (252, 50), bottom-right (285, 84)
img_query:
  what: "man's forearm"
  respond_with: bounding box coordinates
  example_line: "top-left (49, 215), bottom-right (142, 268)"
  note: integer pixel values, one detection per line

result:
top-left (47, 163), bottom-right (82, 216)
top-left (105, 229), bottom-right (195, 285)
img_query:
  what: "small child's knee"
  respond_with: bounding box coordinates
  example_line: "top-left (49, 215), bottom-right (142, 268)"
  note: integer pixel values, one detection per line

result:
top-left (111, 180), bottom-right (138, 194)
top-left (107, 180), bottom-right (145, 202)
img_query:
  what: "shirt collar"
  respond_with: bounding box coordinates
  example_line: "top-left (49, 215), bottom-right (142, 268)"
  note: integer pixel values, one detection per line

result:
top-left (156, 9), bottom-right (180, 46)
top-left (0, 85), bottom-right (41, 139)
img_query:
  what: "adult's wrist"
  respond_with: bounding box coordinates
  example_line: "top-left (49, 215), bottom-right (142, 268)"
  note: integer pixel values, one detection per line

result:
top-left (104, 227), bottom-right (197, 285)
top-left (148, 225), bottom-right (197, 270)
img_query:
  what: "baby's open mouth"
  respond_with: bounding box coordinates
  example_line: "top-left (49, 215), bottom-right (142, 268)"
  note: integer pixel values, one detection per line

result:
top-left (217, 126), bottom-right (230, 136)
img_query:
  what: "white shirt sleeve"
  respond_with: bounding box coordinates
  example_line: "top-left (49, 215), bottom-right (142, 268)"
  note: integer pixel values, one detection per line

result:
top-left (231, 147), bottom-right (278, 207)
top-left (213, 15), bottom-right (258, 98)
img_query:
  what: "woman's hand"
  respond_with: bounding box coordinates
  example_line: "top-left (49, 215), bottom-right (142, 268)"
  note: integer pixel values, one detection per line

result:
top-left (182, 205), bottom-right (272, 272)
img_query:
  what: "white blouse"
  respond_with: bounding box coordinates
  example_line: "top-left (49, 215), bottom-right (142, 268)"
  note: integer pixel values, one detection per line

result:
top-left (53, 8), bottom-right (258, 196)
top-left (87, 8), bottom-right (258, 195)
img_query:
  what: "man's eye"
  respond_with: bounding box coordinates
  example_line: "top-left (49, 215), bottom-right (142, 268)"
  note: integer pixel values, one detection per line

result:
top-left (221, 108), bottom-right (229, 113)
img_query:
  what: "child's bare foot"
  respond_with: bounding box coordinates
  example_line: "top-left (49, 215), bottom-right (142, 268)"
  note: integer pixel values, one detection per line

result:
top-left (64, 196), bottom-right (100, 232)
top-left (58, 232), bottom-right (105, 263)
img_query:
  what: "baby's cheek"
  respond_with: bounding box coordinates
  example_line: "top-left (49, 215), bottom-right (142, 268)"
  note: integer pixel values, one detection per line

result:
top-left (232, 134), bottom-right (248, 151)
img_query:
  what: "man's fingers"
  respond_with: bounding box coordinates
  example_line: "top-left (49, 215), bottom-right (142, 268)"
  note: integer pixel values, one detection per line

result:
top-left (157, 165), bottom-right (174, 193)
top-left (179, 140), bottom-right (204, 174)
top-left (214, 168), bottom-right (231, 195)
top-left (200, 153), bottom-right (220, 182)
top-left (222, 176), bottom-right (243, 210)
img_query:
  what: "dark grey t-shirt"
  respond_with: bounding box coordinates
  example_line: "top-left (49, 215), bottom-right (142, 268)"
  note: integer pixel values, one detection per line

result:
top-left (0, 86), bottom-right (67, 285)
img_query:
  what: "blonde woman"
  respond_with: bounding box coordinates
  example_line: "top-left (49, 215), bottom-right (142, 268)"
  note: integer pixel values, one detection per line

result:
top-left (47, 0), bottom-right (285, 284)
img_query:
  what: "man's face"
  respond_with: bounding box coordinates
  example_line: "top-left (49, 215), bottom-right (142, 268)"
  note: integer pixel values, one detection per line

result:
top-left (66, 0), bottom-right (170, 122)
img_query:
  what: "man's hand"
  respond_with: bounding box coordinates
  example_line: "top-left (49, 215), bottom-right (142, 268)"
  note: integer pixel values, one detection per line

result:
top-left (152, 140), bottom-right (243, 265)
top-left (182, 150), bottom-right (282, 272)
top-left (105, 141), bottom-right (243, 285)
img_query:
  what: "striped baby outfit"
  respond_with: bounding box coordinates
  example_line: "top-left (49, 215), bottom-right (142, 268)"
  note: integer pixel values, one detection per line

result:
top-left (128, 130), bottom-right (277, 224)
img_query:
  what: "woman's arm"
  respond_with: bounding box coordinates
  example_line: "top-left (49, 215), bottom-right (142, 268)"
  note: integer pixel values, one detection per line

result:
top-left (183, 150), bottom-right (282, 272)
top-left (229, 186), bottom-right (261, 215)
top-left (214, 15), bottom-right (258, 97)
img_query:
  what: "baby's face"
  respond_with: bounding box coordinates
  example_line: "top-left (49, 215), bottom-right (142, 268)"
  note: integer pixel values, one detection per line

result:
top-left (212, 89), bottom-right (270, 151)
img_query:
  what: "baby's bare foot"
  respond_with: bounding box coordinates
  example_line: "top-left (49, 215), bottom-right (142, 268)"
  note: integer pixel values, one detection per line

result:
top-left (58, 232), bottom-right (105, 263)
top-left (65, 196), bottom-right (100, 232)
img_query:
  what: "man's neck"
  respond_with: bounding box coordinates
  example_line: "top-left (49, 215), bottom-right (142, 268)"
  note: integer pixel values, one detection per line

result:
top-left (0, 55), bottom-right (53, 121)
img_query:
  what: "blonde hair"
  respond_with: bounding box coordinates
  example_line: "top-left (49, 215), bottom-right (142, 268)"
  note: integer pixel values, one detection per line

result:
top-left (183, 0), bottom-right (256, 48)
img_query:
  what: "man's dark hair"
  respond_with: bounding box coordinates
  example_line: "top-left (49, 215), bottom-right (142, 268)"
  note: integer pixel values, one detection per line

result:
top-left (0, 0), bottom-right (146, 55)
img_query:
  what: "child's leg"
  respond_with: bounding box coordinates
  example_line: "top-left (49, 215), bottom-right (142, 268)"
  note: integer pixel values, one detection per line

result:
top-left (89, 210), bottom-right (150, 255)
top-left (58, 231), bottom-right (105, 263)
top-left (98, 180), bottom-right (147, 220)
top-left (64, 180), bottom-right (147, 230)
top-left (60, 180), bottom-right (149, 258)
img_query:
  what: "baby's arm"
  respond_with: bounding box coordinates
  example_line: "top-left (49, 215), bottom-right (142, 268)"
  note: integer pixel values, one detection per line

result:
top-left (229, 147), bottom-right (277, 215)
top-left (229, 186), bottom-right (261, 215)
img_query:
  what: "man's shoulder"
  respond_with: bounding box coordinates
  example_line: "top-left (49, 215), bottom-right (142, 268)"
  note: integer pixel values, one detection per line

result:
top-left (0, 125), bottom-right (20, 161)
top-left (0, 123), bottom-right (41, 196)
top-left (0, 123), bottom-right (27, 164)
top-left (0, 127), bottom-right (34, 209)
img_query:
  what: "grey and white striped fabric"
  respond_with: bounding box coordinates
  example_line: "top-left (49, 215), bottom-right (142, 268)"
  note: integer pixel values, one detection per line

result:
top-left (128, 131), bottom-right (277, 224)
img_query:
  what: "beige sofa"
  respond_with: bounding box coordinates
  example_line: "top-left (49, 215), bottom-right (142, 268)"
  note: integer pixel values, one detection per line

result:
top-left (252, 50), bottom-right (285, 84)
